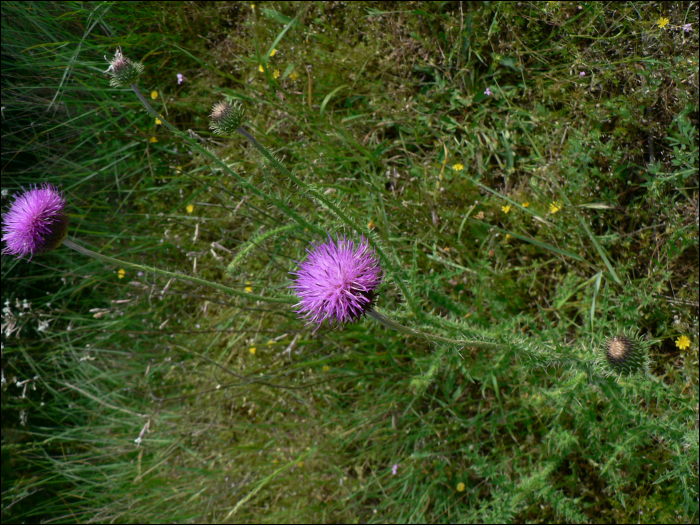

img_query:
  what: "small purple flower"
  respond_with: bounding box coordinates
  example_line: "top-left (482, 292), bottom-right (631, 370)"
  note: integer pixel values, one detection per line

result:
top-left (683, 23), bottom-right (692, 33)
top-left (580, 71), bottom-right (586, 77)
top-left (291, 235), bottom-right (382, 330)
top-left (2, 184), bottom-right (69, 258)
top-left (484, 87), bottom-right (491, 96)
top-left (177, 73), bottom-right (184, 84)
top-left (392, 464), bottom-right (399, 475)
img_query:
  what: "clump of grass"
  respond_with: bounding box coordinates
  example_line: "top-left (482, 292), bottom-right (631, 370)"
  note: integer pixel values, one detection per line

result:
top-left (2, 1), bottom-right (698, 524)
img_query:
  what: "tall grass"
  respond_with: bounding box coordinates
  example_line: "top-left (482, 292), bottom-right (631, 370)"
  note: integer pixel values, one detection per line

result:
top-left (2, 1), bottom-right (698, 523)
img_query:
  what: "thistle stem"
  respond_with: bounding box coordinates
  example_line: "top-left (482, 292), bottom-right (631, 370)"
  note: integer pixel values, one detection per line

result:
top-left (128, 83), bottom-right (323, 238)
top-left (367, 309), bottom-right (509, 350)
top-left (62, 238), bottom-right (294, 304)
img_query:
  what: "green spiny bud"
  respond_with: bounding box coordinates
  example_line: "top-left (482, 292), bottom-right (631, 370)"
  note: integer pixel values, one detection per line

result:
top-left (604, 333), bottom-right (647, 375)
top-left (103, 47), bottom-right (144, 88)
top-left (210, 101), bottom-right (245, 135)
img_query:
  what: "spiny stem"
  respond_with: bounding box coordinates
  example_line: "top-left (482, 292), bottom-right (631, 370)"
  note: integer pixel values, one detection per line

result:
top-left (367, 309), bottom-right (509, 350)
top-left (62, 238), bottom-right (294, 304)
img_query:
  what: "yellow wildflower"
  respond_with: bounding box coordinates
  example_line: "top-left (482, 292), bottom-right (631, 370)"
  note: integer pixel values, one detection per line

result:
top-left (323, 365), bottom-right (330, 372)
top-left (453, 163), bottom-right (464, 171)
top-left (549, 201), bottom-right (562, 214)
top-left (273, 69), bottom-right (280, 79)
top-left (151, 90), bottom-right (158, 100)
top-left (186, 204), bottom-right (194, 213)
top-left (245, 281), bottom-right (252, 293)
top-left (290, 71), bottom-right (299, 81)
top-left (657, 17), bottom-right (670, 29)
top-left (298, 462), bottom-right (303, 468)
top-left (155, 118), bottom-right (162, 125)
top-left (149, 136), bottom-right (158, 143)
top-left (457, 482), bottom-right (466, 492)
top-left (676, 335), bottom-right (691, 350)
top-left (522, 201), bottom-right (530, 208)
top-left (268, 340), bottom-right (274, 345)
top-left (258, 64), bottom-right (264, 72)
top-left (249, 347), bottom-right (256, 355)
top-left (118, 268), bottom-right (126, 279)
top-left (251, 3), bottom-right (255, 9)
top-left (269, 49), bottom-right (277, 57)
top-left (501, 205), bottom-right (511, 214)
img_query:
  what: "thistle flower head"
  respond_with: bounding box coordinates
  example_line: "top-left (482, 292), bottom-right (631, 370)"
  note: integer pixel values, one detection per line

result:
top-left (291, 235), bottom-right (383, 330)
top-left (104, 47), bottom-right (144, 87)
top-left (604, 333), bottom-right (648, 376)
top-left (2, 184), bottom-right (69, 258)
top-left (209, 100), bottom-right (245, 135)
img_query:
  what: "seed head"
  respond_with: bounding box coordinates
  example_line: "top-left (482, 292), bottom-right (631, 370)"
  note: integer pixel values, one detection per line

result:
top-left (209, 101), bottom-right (245, 135)
top-left (104, 47), bottom-right (144, 87)
top-left (2, 184), bottom-right (69, 258)
top-left (291, 235), bottom-right (383, 330)
top-left (604, 334), bottom-right (647, 375)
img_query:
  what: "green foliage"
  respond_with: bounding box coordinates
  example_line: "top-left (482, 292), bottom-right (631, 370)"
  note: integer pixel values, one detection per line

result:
top-left (2, 1), bottom-right (698, 524)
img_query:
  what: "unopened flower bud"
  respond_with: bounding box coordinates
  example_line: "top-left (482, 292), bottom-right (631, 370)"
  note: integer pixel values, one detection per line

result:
top-left (604, 334), bottom-right (647, 375)
top-left (104, 47), bottom-right (144, 87)
top-left (209, 101), bottom-right (245, 135)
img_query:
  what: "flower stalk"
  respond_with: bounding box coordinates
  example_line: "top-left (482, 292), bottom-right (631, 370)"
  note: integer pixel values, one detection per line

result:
top-left (62, 239), bottom-right (293, 304)
top-left (367, 309), bottom-right (509, 350)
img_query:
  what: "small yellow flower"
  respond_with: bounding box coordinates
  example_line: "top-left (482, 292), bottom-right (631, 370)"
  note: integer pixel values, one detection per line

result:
top-left (245, 281), bottom-right (252, 293)
top-left (186, 204), bottom-right (194, 213)
top-left (676, 335), bottom-right (691, 350)
top-left (453, 163), bottom-right (464, 171)
top-left (501, 205), bottom-right (511, 214)
top-left (155, 118), bottom-right (162, 125)
top-left (151, 90), bottom-right (158, 100)
top-left (258, 64), bottom-right (264, 72)
top-left (504, 234), bottom-right (512, 242)
top-left (549, 201), bottom-right (562, 214)
top-left (522, 201), bottom-right (530, 208)
top-left (269, 49), bottom-right (277, 57)
top-left (149, 136), bottom-right (158, 143)
top-left (323, 365), bottom-right (330, 372)
top-left (176, 166), bottom-right (183, 174)
top-left (657, 17), bottom-right (670, 29)
top-left (290, 71), bottom-right (299, 81)
top-left (456, 482), bottom-right (466, 492)
top-left (249, 347), bottom-right (256, 355)
top-left (273, 69), bottom-right (280, 79)
top-left (118, 268), bottom-right (126, 279)
top-left (251, 3), bottom-right (255, 9)
top-left (298, 461), bottom-right (303, 468)
top-left (268, 340), bottom-right (274, 345)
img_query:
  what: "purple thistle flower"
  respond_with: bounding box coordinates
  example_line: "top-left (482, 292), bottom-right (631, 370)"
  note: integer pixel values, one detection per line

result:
top-left (2, 184), bottom-right (69, 258)
top-left (291, 235), bottom-right (383, 330)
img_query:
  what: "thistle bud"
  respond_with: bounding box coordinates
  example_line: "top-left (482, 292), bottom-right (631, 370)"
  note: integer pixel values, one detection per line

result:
top-left (604, 333), bottom-right (648, 375)
top-left (104, 47), bottom-right (144, 87)
top-left (209, 101), bottom-right (245, 135)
